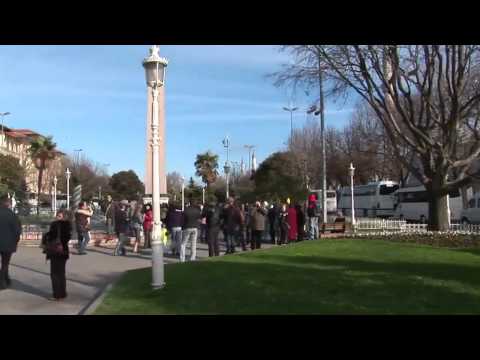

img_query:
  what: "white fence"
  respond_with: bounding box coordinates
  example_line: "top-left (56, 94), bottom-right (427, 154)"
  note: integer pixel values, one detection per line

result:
top-left (449, 223), bottom-right (480, 233)
top-left (354, 219), bottom-right (480, 233)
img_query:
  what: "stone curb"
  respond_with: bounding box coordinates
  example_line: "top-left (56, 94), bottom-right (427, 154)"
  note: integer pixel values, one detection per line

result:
top-left (79, 278), bottom-right (119, 316)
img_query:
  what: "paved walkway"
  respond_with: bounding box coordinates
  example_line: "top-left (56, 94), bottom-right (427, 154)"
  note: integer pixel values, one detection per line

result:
top-left (0, 240), bottom-right (273, 315)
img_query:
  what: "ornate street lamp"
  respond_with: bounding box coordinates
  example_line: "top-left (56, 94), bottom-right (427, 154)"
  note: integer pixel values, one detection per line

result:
top-left (143, 45), bottom-right (168, 290)
top-left (181, 176), bottom-right (185, 212)
top-left (65, 168), bottom-right (71, 210)
top-left (349, 163), bottom-right (356, 230)
top-left (224, 162), bottom-right (231, 199)
top-left (53, 175), bottom-right (58, 214)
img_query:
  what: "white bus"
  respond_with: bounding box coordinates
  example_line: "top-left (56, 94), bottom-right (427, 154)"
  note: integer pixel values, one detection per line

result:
top-left (338, 181), bottom-right (399, 218)
top-left (308, 189), bottom-right (337, 216)
top-left (393, 185), bottom-right (463, 222)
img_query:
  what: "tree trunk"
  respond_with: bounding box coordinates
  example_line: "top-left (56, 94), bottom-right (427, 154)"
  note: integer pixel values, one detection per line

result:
top-left (460, 186), bottom-right (469, 210)
top-left (428, 193), bottom-right (450, 231)
top-left (37, 166), bottom-right (44, 216)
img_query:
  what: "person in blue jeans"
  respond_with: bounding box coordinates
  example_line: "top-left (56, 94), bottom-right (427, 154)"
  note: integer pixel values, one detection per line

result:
top-left (221, 197), bottom-right (244, 254)
top-left (180, 201), bottom-right (202, 262)
top-left (307, 202), bottom-right (319, 240)
top-left (166, 202), bottom-right (183, 256)
top-left (75, 202), bottom-right (93, 255)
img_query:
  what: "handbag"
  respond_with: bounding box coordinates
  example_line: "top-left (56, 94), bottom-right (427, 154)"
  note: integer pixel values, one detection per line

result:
top-left (46, 224), bottom-right (65, 257)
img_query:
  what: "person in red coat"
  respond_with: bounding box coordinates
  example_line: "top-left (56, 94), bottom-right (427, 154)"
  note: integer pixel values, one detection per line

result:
top-left (287, 204), bottom-right (298, 243)
top-left (143, 204), bottom-right (153, 249)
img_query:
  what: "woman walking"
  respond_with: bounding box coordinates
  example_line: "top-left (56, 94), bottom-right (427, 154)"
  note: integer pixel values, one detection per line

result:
top-left (131, 202), bottom-right (144, 253)
top-left (42, 210), bottom-right (72, 301)
top-left (114, 201), bottom-right (130, 256)
top-left (143, 204), bottom-right (153, 249)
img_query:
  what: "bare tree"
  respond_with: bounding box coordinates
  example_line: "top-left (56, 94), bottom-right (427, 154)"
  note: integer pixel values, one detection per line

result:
top-left (275, 45), bottom-right (480, 230)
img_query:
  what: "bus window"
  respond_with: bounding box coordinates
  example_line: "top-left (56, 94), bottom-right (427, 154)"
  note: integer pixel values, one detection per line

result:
top-left (379, 184), bottom-right (399, 195)
top-left (468, 198), bottom-right (475, 208)
top-left (448, 189), bottom-right (460, 198)
top-left (399, 191), bottom-right (429, 203)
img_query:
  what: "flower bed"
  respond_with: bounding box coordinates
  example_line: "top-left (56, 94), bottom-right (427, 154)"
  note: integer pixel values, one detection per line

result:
top-left (344, 231), bottom-right (480, 248)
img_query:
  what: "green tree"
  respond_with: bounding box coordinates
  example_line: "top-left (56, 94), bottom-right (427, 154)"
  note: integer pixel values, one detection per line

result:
top-left (28, 136), bottom-right (58, 215)
top-left (109, 170), bottom-right (145, 201)
top-left (194, 151), bottom-right (219, 189)
top-left (253, 151), bottom-right (307, 204)
top-left (185, 177), bottom-right (202, 203)
top-left (0, 154), bottom-right (27, 199)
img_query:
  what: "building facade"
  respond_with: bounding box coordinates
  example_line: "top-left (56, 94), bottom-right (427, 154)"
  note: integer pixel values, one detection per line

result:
top-left (0, 125), bottom-right (64, 198)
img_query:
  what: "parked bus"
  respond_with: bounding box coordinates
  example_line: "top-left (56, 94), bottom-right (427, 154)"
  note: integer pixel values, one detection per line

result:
top-left (308, 189), bottom-right (337, 216)
top-left (393, 185), bottom-right (463, 222)
top-left (338, 180), bottom-right (399, 218)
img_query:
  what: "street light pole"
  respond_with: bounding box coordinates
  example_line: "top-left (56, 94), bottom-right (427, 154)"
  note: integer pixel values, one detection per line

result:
top-left (53, 176), bottom-right (57, 214)
top-left (223, 136), bottom-right (231, 199)
top-left (74, 149), bottom-right (83, 165)
top-left (244, 145), bottom-right (255, 174)
top-left (0, 112), bottom-right (11, 135)
top-left (283, 106), bottom-right (298, 146)
top-left (202, 185), bottom-right (205, 205)
top-left (349, 163), bottom-right (356, 230)
top-left (181, 177), bottom-right (185, 211)
top-left (319, 67), bottom-right (327, 225)
top-left (65, 168), bottom-right (71, 210)
top-left (0, 112), bottom-right (11, 148)
top-left (224, 162), bottom-right (231, 200)
top-left (143, 45), bottom-right (168, 290)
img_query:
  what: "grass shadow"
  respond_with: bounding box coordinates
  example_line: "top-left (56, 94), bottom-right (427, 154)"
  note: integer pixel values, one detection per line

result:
top-left (96, 246), bottom-right (480, 315)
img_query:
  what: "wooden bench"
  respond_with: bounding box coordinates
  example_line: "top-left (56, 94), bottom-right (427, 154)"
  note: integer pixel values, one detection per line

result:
top-left (321, 218), bottom-right (346, 233)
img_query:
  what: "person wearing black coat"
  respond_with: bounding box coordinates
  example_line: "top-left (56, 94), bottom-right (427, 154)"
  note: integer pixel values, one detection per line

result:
top-left (114, 202), bottom-right (130, 256)
top-left (295, 204), bottom-right (306, 241)
top-left (267, 204), bottom-right (279, 245)
top-left (166, 203), bottom-right (183, 256)
top-left (203, 203), bottom-right (222, 257)
top-left (0, 196), bottom-right (22, 290)
top-left (42, 210), bottom-right (72, 300)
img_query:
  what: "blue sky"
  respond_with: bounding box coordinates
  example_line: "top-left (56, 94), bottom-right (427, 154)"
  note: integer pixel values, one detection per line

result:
top-left (0, 45), bottom-right (354, 183)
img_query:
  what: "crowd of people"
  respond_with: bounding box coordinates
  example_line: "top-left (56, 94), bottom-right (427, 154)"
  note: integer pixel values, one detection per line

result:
top-left (163, 195), bottom-right (323, 261)
top-left (94, 194), bottom-right (323, 263)
top-left (0, 192), bottom-right (323, 301)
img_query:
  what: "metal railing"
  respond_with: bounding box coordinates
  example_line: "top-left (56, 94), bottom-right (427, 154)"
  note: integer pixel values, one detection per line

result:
top-left (449, 223), bottom-right (480, 233)
top-left (355, 219), bottom-right (409, 232)
top-left (354, 218), bottom-right (480, 234)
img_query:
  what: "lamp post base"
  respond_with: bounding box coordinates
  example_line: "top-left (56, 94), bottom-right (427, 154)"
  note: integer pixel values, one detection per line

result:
top-left (151, 238), bottom-right (165, 290)
top-left (151, 282), bottom-right (165, 290)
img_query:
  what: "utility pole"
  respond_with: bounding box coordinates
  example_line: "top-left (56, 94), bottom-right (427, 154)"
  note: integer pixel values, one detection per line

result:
top-left (283, 106), bottom-right (298, 146)
top-left (319, 63), bottom-right (327, 225)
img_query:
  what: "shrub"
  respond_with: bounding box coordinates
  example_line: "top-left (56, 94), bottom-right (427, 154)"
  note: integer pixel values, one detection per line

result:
top-left (344, 231), bottom-right (480, 248)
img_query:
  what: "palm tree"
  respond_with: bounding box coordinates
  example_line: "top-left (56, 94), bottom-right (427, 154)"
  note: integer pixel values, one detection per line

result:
top-left (28, 136), bottom-right (57, 215)
top-left (194, 151), bottom-right (219, 189)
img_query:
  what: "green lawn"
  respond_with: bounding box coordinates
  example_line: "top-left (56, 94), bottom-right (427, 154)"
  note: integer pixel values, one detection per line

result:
top-left (94, 239), bottom-right (480, 315)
